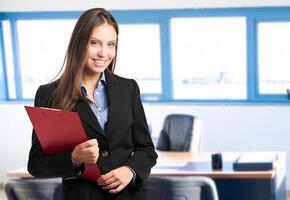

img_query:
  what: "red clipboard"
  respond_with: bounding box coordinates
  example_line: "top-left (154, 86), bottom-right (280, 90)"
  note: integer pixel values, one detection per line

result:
top-left (25, 106), bottom-right (100, 180)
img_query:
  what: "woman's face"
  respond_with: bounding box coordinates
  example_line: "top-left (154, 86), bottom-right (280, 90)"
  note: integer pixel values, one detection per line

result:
top-left (85, 23), bottom-right (117, 76)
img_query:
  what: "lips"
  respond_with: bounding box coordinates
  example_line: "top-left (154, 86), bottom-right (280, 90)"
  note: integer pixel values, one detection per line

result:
top-left (92, 59), bottom-right (106, 66)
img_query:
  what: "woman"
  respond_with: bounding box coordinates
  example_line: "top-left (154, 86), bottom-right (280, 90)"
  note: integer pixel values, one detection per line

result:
top-left (28, 8), bottom-right (157, 200)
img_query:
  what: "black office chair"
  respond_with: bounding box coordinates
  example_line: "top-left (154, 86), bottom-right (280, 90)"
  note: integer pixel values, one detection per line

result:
top-left (4, 178), bottom-right (62, 200)
top-left (146, 176), bottom-right (219, 200)
top-left (156, 114), bottom-right (202, 152)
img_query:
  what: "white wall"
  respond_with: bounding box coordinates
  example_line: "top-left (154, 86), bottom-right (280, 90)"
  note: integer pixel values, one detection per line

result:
top-left (144, 104), bottom-right (290, 152)
top-left (0, 103), bottom-right (290, 188)
top-left (1, 0), bottom-right (290, 11)
top-left (0, 103), bottom-right (32, 184)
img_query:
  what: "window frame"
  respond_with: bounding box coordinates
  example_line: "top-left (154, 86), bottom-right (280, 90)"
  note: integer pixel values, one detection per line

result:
top-left (0, 7), bottom-right (290, 104)
top-left (254, 17), bottom-right (290, 103)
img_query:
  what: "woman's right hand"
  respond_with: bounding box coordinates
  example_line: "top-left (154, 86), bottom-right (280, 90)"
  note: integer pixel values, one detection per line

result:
top-left (72, 139), bottom-right (99, 164)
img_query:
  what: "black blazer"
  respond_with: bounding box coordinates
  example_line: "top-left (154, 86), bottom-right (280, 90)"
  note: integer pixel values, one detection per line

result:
top-left (27, 71), bottom-right (157, 200)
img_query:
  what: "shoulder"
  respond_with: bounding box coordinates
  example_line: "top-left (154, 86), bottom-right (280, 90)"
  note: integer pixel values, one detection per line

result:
top-left (107, 72), bottom-right (132, 82)
top-left (107, 72), bottom-right (138, 84)
top-left (106, 72), bottom-right (138, 89)
top-left (36, 80), bottom-right (59, 96)
top-left (34, 80), bottom-right (59, 107)
top-left (106, 72), bottom-right (140, 97)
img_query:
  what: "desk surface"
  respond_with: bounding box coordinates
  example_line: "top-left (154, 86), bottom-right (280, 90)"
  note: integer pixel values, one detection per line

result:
top-left (7, 151), bottom-right (286, 180)
top-left (152, 151), bottom-right (286, 179)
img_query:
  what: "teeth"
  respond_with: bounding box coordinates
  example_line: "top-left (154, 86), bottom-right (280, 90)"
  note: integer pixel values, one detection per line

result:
top-left (94, 59), bottom-right (106, 65)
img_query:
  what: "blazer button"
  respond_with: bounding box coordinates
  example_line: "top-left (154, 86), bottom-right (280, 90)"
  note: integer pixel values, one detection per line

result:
top-left (101, 151), bottom-right (109, 157)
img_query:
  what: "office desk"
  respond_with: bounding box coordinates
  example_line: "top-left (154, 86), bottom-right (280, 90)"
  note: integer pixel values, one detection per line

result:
top-left (152, 151), bottom-right (287, 200)
top-left (7, 152), bottom-right (286, 200)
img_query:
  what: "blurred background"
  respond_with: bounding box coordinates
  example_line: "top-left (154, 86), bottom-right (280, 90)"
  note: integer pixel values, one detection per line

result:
top-left (1, 0), bottom-right (290, 193)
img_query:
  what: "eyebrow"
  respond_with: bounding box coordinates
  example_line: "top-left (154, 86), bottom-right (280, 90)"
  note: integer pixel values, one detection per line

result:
top-left (90, 37), bottom-right (116, 43)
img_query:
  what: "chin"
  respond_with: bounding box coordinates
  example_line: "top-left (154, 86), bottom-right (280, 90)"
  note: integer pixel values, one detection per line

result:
top-left (91, 66), bottom-right (107, 72)
top-left (85, 63), bottom-right (109, 75)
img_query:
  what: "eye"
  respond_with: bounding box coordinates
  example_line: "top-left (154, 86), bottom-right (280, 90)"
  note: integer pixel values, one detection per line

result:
top-left (90, 40), bottom-right (101, 46)
top-left (107, 42), bottom-right (116, 48)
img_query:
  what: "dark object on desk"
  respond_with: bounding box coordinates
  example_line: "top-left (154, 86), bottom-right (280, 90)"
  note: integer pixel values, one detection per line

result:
top-left (156, 114), bottom-right (194, 151)
top-left (4, 178), bottom-right (62, 200)
top-left (233, 153), bottom-right (276, 171)
top-left (211, 153), bottom-right (223, 170)
top-left (146, 176), bottom-right (219, 200)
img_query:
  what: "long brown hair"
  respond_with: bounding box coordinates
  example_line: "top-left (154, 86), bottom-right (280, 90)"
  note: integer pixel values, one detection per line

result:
top-left (51, 8), bottom-right (119, 111)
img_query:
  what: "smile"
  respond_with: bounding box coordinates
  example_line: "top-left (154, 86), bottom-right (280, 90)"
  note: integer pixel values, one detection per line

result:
top-left (93, 59), bottom-right (106, 65)
top-left (92, 59), bottom-right (106, 67)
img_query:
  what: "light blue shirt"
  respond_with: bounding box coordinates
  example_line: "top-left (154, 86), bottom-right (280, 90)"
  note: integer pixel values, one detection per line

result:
top-left (81, 73), bottom-right (108, 130)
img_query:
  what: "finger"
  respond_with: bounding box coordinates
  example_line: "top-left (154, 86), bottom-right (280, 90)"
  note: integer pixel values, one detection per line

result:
top-left (82, 140), bottom-right (99, 149)
top-left (81, 148), bottom-right (98, 161)
top-left (102, 180), bottom-right (120, 190)
top-left (83, 146), bottom-right (98, 155)
top-left (83, 147), bottom-right (99, 162)
top-left (109, 184), bottom-right (124, 194)
top-left (80, 139), bottom-right (97, 148)
top-left (97, 172), bottom-right (113, 184)
top-left (98, 176), bottom-right (116, 186)
top-left (91, 144), bottom-right (99, 153)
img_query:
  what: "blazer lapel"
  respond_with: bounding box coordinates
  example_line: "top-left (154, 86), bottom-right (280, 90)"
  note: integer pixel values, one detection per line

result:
top-left (73, 100), bottom-right (105, 138)
top-left (105, 71), bottom-right (121, 134)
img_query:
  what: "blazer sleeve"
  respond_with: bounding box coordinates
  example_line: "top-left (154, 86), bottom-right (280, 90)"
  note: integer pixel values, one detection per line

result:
top-left (125, 80), bottom-right (158, 182)
top-left (27, 85), bottom-right (76, 178)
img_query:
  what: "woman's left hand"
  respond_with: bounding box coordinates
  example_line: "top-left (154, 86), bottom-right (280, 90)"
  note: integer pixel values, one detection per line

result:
top-left (96, 166), bottom-right (134, 193)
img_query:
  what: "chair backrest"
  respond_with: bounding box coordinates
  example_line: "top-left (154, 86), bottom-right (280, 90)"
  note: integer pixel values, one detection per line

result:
top-left (156, 114), bottom-right (203, 152)
top-left (5, 178), bottom-right (62, 200)
top-left (146, 176), bottom-right (219, 200)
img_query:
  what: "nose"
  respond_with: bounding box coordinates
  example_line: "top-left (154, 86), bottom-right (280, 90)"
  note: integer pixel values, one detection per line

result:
top-left (97, 47), bottom-right (108, 58)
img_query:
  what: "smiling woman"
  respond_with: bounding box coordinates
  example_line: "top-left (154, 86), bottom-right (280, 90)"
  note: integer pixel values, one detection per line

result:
top-left (27, 8), bottom-right (157, 200)
top-left (85, 23), bottom-right (117, 79)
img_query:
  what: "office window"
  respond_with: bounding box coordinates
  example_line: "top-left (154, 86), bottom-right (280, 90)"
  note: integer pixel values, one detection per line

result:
top-left (2, 20), bottom-right (16, 99)
top-left (0, 23), bottom-right (6, 100)
top-left (258, 22), bottom-right (290, 95)
top-left (1, 8), bottom-right (290, 103)
top-left (170, 17), bottom-right (247, 100)
top-left (17, 19), bottom-right (76, 98)
top-left (115, 24), bottom-right (161, 94)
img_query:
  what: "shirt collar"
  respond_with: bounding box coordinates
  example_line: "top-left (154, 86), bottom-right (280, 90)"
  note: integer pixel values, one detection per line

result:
top-left (99, 72), bottom-right (107, 85)
top-left (81, 72), bottom-right (107, 97)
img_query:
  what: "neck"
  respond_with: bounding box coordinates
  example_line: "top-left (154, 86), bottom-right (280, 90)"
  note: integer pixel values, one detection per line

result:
top-left (82, 72), bottom-right (102, 93)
